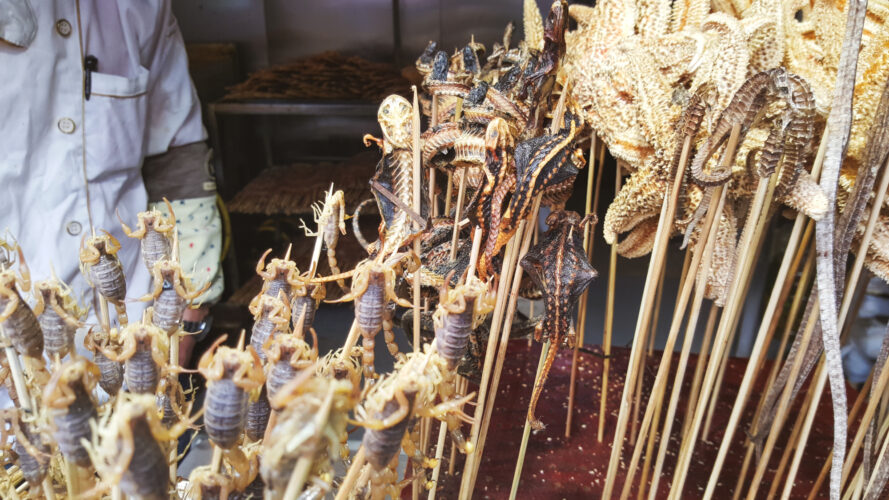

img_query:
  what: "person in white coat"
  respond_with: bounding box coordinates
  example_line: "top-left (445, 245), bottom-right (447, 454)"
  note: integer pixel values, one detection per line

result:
top-left (0, 0), bottom-right (223, 367)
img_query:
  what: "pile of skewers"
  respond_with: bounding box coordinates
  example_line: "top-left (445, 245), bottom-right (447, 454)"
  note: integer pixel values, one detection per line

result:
top-left (1, 0), bottom-right (889, 498)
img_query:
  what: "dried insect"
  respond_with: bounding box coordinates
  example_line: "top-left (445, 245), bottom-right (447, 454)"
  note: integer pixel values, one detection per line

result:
top-left (197, 335), bottom-right (265, 449)
top-left (248, 291), bottom-right (291, 362)
top-left (102, 319), bottom-right (171, 395)
top-left (355, 347), bottom-right (475, 494)
top-left (432, 275), bottom-right (496, 370)
top-left (328, 254), bottom-right (414, 379)
top-left (291, 283), bottom-right (325, 340)
top-left (0, 410), bottom-right (51, 489)
top-left (187, 444), bottom-right (263, 500)
top-left (156, 374), bottom-right (192, 429)
top-left (520, 210), bottom-right (597, 430)
top-left (85, 393), bottom-right (191, 500)
top-left (262, 374), bottom-right (357, 498)
top-left (120, 199), bottom-right (176, 273)
top-left (0, 266), bottom-right (43, 359)
top-left (33, 276), bottom-right (85, 359)
top-left (79, 230), bottom-right (129, 326)
top-left (264, 331), bottom-right (318, 404)
top-left (301, 188), bottom-right (349, 291)
top-left (83, 327), bottom-right (125, 396)
top-left (245, 387), bottom-right (272, 442)
top-left (253, 248), bottom-right (306, 304)
top-left (140, 258), bottom-right (211, 335)
top-left (42, 358), bottom-right (100, 467)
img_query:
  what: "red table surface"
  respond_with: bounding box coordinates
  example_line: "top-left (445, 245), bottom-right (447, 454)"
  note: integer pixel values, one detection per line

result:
top-left (431, 341), bottom-right (854, 499)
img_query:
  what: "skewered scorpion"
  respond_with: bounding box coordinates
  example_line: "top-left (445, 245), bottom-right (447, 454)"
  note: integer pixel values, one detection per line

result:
top-left (252, 247), bottom-right (305, 304)
top-left (119, 198), bottom-right (176, 273)
top-left (0, 252), bottom-right (43, 359)
top-left (249, 291), bottom-right (291, 362)
top-left (33, 276), bottom-right (86, 359)
top-left (42, 358), bottom-right (100, 467)
top-left (264, 329), bottom-right (318, 403)
top-left (0, 409), bottom-right (52, 489)
top-left (84, 393), bottom-right (194, 500)
top-left (198, 335), bottom-right (266, 449)
top-left (80, 230), bottom-right (129, 327)
top-left (326, 253), bottom-right (415, 380)
top-left (291, 283), bottom-right (325, 340)
top-left (100, 317), bottom-right (171, 395)
top-left (83, 326), bottom-right (125, 396)
top-left (355, 347), bottom-right (476, 498)
top-left (140, 258), bottom-right (211, 335)
top-left (301, 187), bottom-right (349, 291)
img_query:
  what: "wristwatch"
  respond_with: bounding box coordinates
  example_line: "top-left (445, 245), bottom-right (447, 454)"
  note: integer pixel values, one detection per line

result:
top-left (182, 314), bottom-right (212, 342)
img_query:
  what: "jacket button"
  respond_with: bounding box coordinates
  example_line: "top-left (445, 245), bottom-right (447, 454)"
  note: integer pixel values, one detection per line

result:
top-left (56, 19), bottom-right (72, 37)
top-left (66, 221), bottom-right (82, 236)
top-left (57, 118), bottom-right (76, 134)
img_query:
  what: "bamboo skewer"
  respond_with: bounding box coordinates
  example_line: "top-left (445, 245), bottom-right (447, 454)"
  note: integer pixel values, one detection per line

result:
top-left (336, 447), bottom-right (367, 500)
top-left (783, 363), bottom-right (831, 500)
top-left (412, 87), bottom-right (423, 358)
top-left (621, 172), bottom-right (726, 499)
top-left (566, 134), bottom-right (600, 437)
top-left (427, 227), bottom-right (482, 499)
top-left (601, 130), bottom-right (696, 499)
top-left (667, 124), bottom-right (747, 499)
top-left (683, 304), bottom-right (718, 439)
top-left (509, 340), bottom-right (551, 500)
top-left (732, 244), bottom-right (816, 499)
top-left (458, 224), bottom-right (524, 499)
top-left (767, 366), bottom-right (822, 500)
top-left (598, 163), bottom-right (620, 443)
top-left (466, 197), bottom-right (543, 495)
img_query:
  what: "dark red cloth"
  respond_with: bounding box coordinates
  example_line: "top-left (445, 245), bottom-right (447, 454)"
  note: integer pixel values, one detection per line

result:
top-left (433, 341), bottom-right (850, 499)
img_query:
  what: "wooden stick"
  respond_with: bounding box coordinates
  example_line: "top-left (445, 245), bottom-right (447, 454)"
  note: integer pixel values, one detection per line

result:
top-left (444, 173), bottom-right (454, 216)
top-left (683, 304), bottom-right (718, 439)
top-left (412, 88), bottom-right (423, 359)
top-left (668, 125), bottom-right (748, 499)
top-left (599, 164), bottom-right (621, 443)
top-left (458, 226), bottom-right (525, 499)
top-left (863, 409), bottom-right (889, 497)
top-left (509, 340), bottom-right (551, 499)
top-left (449, 375), bottom-right (469, 476)
top-left (467, 197), bottom-right (543, 493)
top-left (308, 186), bottom-right (332, 280)
top-left (647, 266), bottom-right (669, 355)
top-left (621, 175), bottom-right (726, 499)
top-left (601, 131), bottom-right (696, 499)
top-left (782, 362), bottom-right (829, 500)
top-left (428, 422), bottom-right (449, 500)
top-left (732, 244), bottom-right (816, 499)
top-left (745, 307), bottom-right (820, 500)
top-left (767, 363), bottom-right (821, 500)
top-left (336, 447), bottom-right (367, 500)
top-left (701, 337), bottom-right (731, 441)
top-left (449, 173), bottom-right (468, 262)
top-left (566, 134), bottom-right (599, 437)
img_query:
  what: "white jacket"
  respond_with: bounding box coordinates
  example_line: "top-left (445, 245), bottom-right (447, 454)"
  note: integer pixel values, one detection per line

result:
top-left (0, 0), bottom-right (206, 319)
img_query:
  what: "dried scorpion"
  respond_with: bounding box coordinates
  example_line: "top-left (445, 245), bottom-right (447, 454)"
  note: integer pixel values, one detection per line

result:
top-left (42, 358), bottom-right (100, 466)
top-left (120, 198), bottom-right (176, 272)
top-left (355, 347), bottom-right (475, 498)
top-left (249, 291), bottom-right (291, 362)
top-left (85, 393), bottom-right (193, 500)
top-left (0, 249), bottom-right (43, 359)
top-left (198, 335), bottom-right (265, 449)
top-left (265, 329), bottom-right (318, 403)
top-left (187, 443), bottom-right (263, 499)
top-left (520, 210), bottom-right (597, 430)
top-left (291, 283), bottom-right (325, 340)
top-left (327, 253), bottom-right (414, 380)
top-left (33, 276), bottom-right (86, 359)
top-left (80, 230), bottom-right (129, 326)
top-left (100, 318), bottom-right (171, 395)
top-left (262, 373), bottom-right (358, 498)
top-left (140, 258), bottom-right (211, 335)
top-left (0, 409), bottom-right (51, 489)
top-left (253, 247), bottom-right (305, 304)
top-left (83, 326), bottom-right (125, 396)
top-left (302, 187), bottom-right (349, 291)
top-left (433, 274), bottom-right (496, 371)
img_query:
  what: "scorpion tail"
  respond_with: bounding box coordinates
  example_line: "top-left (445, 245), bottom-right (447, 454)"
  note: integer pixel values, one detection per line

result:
top-left (352, 198), bottom-right (379, 252)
